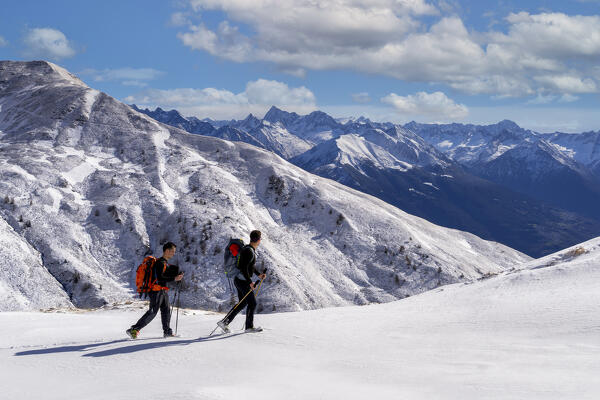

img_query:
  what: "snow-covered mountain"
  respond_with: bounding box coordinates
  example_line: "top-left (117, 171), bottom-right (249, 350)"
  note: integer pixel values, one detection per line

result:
top-left (292, 131), bottom-right (600, 258)
top-left (3, 236), bottom-right (598, 399)
top-left (0, 61), bottom-right (530, 312)
top-left (407, 120), bottom-right (600, 221)
top-left (210, 107), bottom-right (316, 159)
top-left (138, 105), bottom-right (600, 257)
top-left (541, 130), bottom-right (600, 179)
top-left (473, 138), bottom-right (600, 220)
top-left (132, 105), bottom-right (216, 136)
top-left (405, 119), bottom-right (532, 165)
top-left (291, 130), bottom-right (446, 174)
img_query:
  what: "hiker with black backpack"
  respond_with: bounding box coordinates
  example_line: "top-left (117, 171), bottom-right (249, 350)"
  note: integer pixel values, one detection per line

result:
top-left (217, 230), bottom-right (266, 333)
top-left (126, 242), bottom-right (183, 339)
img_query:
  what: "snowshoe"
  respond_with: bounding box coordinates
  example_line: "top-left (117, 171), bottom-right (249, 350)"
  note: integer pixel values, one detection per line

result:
top-left (217, 320), bottom-right (230, 333)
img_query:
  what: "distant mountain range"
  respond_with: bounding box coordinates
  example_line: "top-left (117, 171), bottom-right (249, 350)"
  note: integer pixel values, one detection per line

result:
top-left (135, 105), bottom-right (600, 258)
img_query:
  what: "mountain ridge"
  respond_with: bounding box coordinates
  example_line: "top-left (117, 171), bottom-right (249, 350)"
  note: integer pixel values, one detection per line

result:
top-left (138, 104), bottom-right (600, 257)
top-left (0, 60), bottom-right (529, 311)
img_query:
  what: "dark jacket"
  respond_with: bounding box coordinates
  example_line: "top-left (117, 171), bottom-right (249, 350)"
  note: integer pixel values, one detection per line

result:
top-left (153, 257), bottom-right (178, 289)
top-left (237, 245), bottom-right (258, 283)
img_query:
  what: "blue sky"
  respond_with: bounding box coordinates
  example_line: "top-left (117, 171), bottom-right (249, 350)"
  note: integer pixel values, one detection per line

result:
top-left (1, 0), bottom-right (599, 132)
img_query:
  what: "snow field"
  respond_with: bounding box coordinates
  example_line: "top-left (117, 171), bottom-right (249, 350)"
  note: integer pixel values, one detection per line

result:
top-left (2, 248), bottom-right (599, 399)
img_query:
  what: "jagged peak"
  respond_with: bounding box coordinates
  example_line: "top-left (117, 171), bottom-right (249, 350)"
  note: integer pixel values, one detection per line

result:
top-left (243, 113), bottom-right (260, 122)
top-left (263, 105), bottom-right (300, 124)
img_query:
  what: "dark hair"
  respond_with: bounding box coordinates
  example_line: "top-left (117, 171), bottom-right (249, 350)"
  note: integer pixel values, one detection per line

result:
top-left (250, 230), bottom-right (262, 243)
top-left (163, 242), bottom-right (177, 252)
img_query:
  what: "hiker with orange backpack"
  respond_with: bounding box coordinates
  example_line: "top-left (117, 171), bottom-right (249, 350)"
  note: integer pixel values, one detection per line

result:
top-left (127, 242), bottom-right (183, 339)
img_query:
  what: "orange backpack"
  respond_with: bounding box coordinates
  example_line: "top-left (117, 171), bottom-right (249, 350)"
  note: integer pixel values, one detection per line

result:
top-left (135, 256), bottom-right (157, 297)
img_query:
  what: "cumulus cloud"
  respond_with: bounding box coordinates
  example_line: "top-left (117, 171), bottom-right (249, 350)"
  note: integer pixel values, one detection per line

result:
top-left (22, 28), bottom-right (76, 60)
top-left (533, 74), bottom-right (597, 93)
top-left (177, 2), bottom-right (600, 97)
top-left (0, 36), bottom-right (7, 47)
top-left (80, 67), bottom-right (165, 87)
top-left (124, 78), bottom-right (317, 119)
top-left (245, 79), bottom-right (316, 105)
top-left (179, 0), bottom-right (439, 66)
top-left (381, 91), bottom-right (469, 119)
top-left (497, 12), bottom-right (600, 59)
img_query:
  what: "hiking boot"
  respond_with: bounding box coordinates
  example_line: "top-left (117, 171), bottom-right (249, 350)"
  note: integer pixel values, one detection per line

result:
top-left (245, 326), bottom-right (263, 333)
top-left (126, 328), bottom-right (139, 339)
top-left (217, 320), bottom-right (230, 333)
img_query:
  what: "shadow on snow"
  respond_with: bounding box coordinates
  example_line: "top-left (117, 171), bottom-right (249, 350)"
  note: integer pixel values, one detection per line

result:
top-left (14, 332), bottom-right (245, 357)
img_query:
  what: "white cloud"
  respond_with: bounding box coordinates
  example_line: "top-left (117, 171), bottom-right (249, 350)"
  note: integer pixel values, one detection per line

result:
top-left (498, 12), bottom-right (600, 59)
top-left (381, 91), bottom-right (469, 119)
top-left (559, 94), bottom-right (579, 103)
top-left (533, 74), bottom-right (597, 93)
top-left (169, 12), bottom-right (192, 27)
top-left (0, 36), bottom-right (7, 47)
top-left (22, 28), bottom-right (76, 60)
top-left (80, 68), bottom-right (165, 86)
top-left (178, 21), bottom-right (252, 63)
top-left (124, 79), bottom-right (317, 119)
top-left (352, 92), bottom-right (372, 103)
top-left (526, 94), bottom-right (558, 105)
top-left (245, 79), bottom-right (316, 105)
top-left (177, 3), bottom-right (600, 97)
top-left (180, 0), bottom-right (438, 63)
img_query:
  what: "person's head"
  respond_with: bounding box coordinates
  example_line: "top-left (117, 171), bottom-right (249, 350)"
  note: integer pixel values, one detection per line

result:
top-left (250, 230), bottom-right (262, 247)
top-left (162, 242), bottom-right (177, 260)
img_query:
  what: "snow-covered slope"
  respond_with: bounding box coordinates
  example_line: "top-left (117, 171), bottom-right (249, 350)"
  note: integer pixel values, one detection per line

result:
top-left (2, 238), bottom-right (598, 399)
top-left (0, 61), bottom-right (530, 312)
top-left (542, 130), bottom-right (600, 179)
top-left (292, 133), bottom-right (415, 173)
top-left (405, 120), bottom-right (533, 165)
top-left (246, 119), bottom-right (314, 158)
top-left (0, 216), bottom-right (72, 311)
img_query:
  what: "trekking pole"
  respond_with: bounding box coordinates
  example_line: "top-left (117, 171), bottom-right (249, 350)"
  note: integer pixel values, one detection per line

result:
top-left (169, 281), bottom-right (182, 335)
top-left (175, 281), bottom-right (181, 335)
top-left (254, 269), bottom-right (267, 297)
top-left (209, 276), bottom-right (266, 336)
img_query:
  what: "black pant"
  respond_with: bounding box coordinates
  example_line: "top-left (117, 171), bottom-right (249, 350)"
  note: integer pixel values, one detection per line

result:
top-left (224, 278), bottom-right (256, 329)
top-left (132, 290), bottom-right (172, 334)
